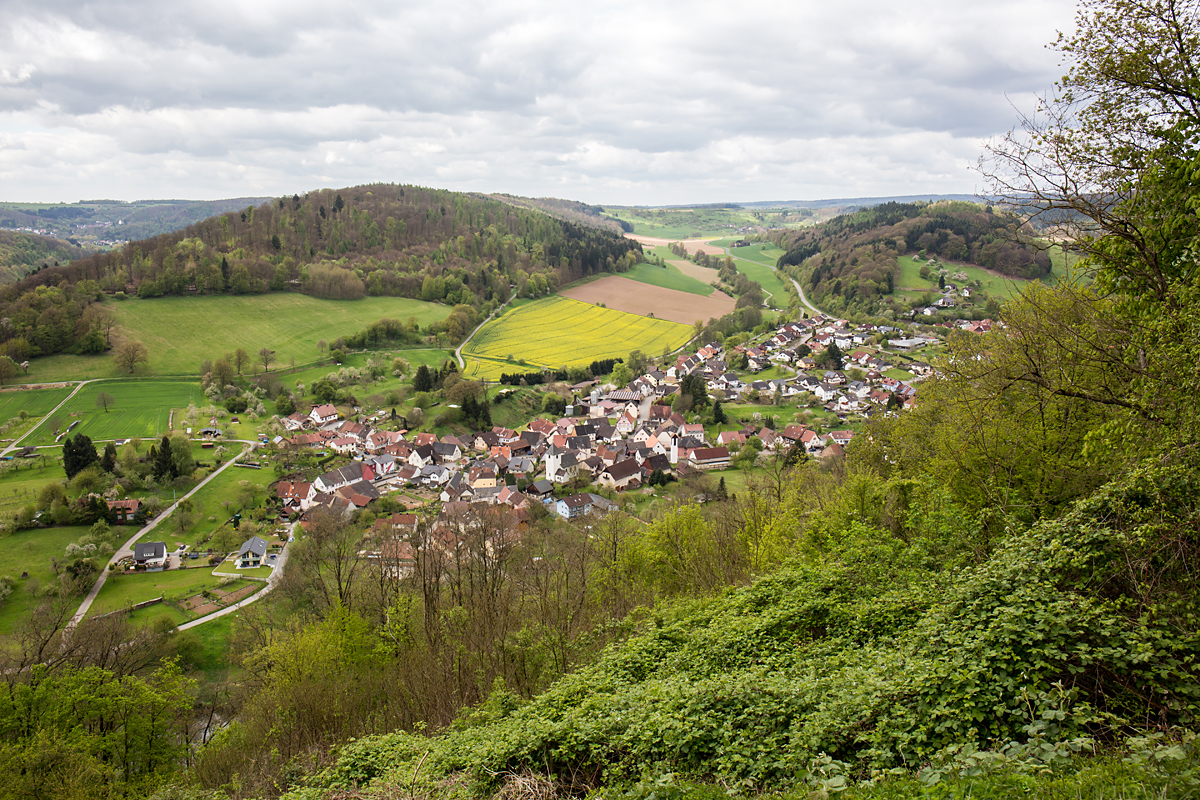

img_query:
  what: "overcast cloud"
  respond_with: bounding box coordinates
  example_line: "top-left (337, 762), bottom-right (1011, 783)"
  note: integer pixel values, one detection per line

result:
top-left (0, 0), bottom-right (1077, 205)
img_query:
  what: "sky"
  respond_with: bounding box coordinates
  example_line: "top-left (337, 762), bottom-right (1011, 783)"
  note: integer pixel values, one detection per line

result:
top-left (0, 0), bottom-right (1078, 206)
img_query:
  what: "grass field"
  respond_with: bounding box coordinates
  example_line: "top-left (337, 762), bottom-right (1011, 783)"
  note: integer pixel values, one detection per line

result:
top-left (605, 207), bottom-right (812, 239)
top-left (619, 261), bottom-right (714, 296)
top-left (717, 240), bottom-right (794, 305)
top-left (0, 386), bottom-right (72, 423)
top-left (17, 294), bottom-right (452, 383)
top-left (30, 380), bottom-right (204, 446)
top-left (895, 255), bottom-right (1035, 302)
top-left (0, 525), bottom-right (98, 635)
top-left (461, 296), bottom-right (693, 380)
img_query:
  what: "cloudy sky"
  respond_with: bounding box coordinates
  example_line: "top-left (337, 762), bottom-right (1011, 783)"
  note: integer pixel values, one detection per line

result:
top-left (0, 0), bottom-right (1077, 205)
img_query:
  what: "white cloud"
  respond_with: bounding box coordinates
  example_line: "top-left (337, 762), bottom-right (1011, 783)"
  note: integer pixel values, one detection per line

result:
top-left (0, 0), bottom-right (1077, 204)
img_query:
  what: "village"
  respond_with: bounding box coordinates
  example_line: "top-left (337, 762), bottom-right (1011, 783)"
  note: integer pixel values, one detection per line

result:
top-left (265, 311), bottom-right (997, 562)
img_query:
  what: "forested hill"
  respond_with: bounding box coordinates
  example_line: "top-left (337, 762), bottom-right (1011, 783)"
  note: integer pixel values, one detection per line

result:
top-left (767, 200), bottom-right (1051, 317)
top-left (0, 230), bottom-right (93, 284)
top-left (13, 184), bottom-right (642, 306)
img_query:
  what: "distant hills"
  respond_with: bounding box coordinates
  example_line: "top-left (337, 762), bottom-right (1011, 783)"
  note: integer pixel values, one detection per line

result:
top-left (0, 230), bottom-right (94, 284)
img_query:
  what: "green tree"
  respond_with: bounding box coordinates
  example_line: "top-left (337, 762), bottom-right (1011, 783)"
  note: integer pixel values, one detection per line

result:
top-left (234, 347), bottom-right (249, 375)
top-left (62, 433), bottom-right (99, 480)
top-left (413, 364), bottom-right (433, 393)
top-left (153, 435), bottom-right (177, 480)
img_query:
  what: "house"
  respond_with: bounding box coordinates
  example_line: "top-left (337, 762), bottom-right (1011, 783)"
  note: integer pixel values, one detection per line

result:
top-left (687, 446), bottom-right (730, 470)
top-left (238, 536), bottom-right (268, 568)
top-left (598, 457), bottom-right (641, 490)
top-left (106, 498), bottom-right (140, 524)
top-left (373, 513), bottom-right (418, 535)
top-left (555, 493), bottom-right (593, 519)
top-left (829, 430), bottom-right (855, 447)
top-left (134, 541), bottom-right (167, 571)
top-left (310, 404), bottom-right (339, 425)
top-left (526, 479), bottom-right (556, 503)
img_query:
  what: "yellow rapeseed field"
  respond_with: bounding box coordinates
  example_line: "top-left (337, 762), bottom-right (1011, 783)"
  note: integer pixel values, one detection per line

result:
top-left (461, 296), bottom-right (692, 379)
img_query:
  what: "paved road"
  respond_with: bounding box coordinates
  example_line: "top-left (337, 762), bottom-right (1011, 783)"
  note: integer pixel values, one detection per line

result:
top-left (708, 241), bottom-right (824, 317)
top-left (0, 379), bottom-right (93, 458)
top-left (455, 286), bottom-right (517, 371)
top-left (69, 448), bottom-right (252, 627)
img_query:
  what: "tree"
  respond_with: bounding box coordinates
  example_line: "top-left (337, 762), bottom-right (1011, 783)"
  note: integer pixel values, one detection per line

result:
top-left (113, 340), bottom-right (149, 374)
top-left (153, 435), bottom-right (177, 480)
top-left (259, 347), bottom-right (276, 372)
top-left (980, 0), bottom-right (1200, 304)
top-left (712, 400), bottom-right (727, 425)
top-left (213, 357), bottom-right (235, 387)
top-left (62, 433), bottom-right (99, 480)
top-left (95, 392), bottom-right (115, 413)
top-left (0, 356), bottom-right (16, 386)
top-left (413, 365), bottom-right (433, 393)
top-left (234, 348), bottom-right (249, 375)
top-left (100, 442), bottom-right (117, 473)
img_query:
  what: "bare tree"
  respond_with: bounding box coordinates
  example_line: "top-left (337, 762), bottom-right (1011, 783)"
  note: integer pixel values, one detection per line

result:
top-left (233, 348), bottom-right (249, 375)
top-left (113, 340), bottom-right (149, 374)
top-left (95, 392), bottom-right (115, 413)
top-left (258, 347), bottom-right (276, 373)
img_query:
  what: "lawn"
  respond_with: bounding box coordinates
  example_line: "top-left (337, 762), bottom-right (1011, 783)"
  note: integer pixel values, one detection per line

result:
top-left (84, 566), bottom-right (259, 618)
top-left (30, 379), bottom-right (204, 446)
top-left (619, 261), bottom-right (714, 296)
top-left (150, 462), bottom-right (276, 551)
top-left (16, 294), bottom-right (452, 382)
top-left (460, 296), bottom-right (693, 380)
top-left (0, 457), bottom-right (67, 513)
top-left (0, 525), bottom-right (99, 635)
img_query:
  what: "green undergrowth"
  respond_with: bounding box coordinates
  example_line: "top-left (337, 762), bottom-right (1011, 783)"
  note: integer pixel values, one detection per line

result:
top-left (278, 453), bottom-right (1200, 800)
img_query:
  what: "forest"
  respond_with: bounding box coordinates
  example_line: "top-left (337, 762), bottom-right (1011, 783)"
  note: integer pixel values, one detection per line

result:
top-left (0, 186), bottom-right (643, 363)
top-left (768, 201), bottom-right (1051, 317)
top-left (2, 0), bottom-right (1199, 798)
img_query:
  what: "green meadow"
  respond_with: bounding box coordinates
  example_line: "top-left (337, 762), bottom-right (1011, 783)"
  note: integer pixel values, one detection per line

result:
top-left (714, 239), bottom-right (794, 305)
top-left (16, 294), bottom-right (452, 383)
top-left (619, 260), bottom-right (714, 296)
top-left (895, 255), bottom-right (1036, 302)
top-left (31, 380), bottom-right (204, 445)
top-left (0, 525), bottom-right (100, 636)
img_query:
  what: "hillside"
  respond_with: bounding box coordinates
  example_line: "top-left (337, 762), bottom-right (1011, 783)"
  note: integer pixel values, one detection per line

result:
top-left (0, 184), bottom-right (642, 365)
top-left (767, 200), bottom-right (1053, 318)
top-left (0, 230), bottom-right (93, 284)
top-left (0, 197), bottom-right (272, 247)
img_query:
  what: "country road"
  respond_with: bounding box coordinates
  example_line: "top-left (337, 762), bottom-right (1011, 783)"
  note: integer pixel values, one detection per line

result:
top-left (710, 242), bottom-right (825, 317)
top-left (455, 286), bottom-right (517, 371)
top-left (70, 446), bottom-right (254, 627)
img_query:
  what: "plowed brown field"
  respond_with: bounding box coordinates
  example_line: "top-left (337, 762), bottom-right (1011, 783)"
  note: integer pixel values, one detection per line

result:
top-left (559, 276), bottom-right (736, 325)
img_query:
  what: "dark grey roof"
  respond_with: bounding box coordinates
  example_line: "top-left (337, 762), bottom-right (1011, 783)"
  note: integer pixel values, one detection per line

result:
top-left (134, 541), bottom-right (166, 560)
top-left (239, 536), bottom-right (268, 559)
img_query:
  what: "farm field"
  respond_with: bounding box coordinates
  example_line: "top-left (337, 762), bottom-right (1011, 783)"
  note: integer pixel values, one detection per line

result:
top-left (558, 276), bottom-right (736, 326)
top-left (608, 207), bottom-right (810, 239)
top-left (16, 294), bottom-right (452, 383)
top-left (618, 260), bottom-right (714, 296)
top-left (628, 234), bottom-right (727, 256)
top-left (0, 386), bottom-right (72, 422)
top-left (460, 296), bottom-right (692, 380)
top-left (30, 379), bottom-right (204, 446)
